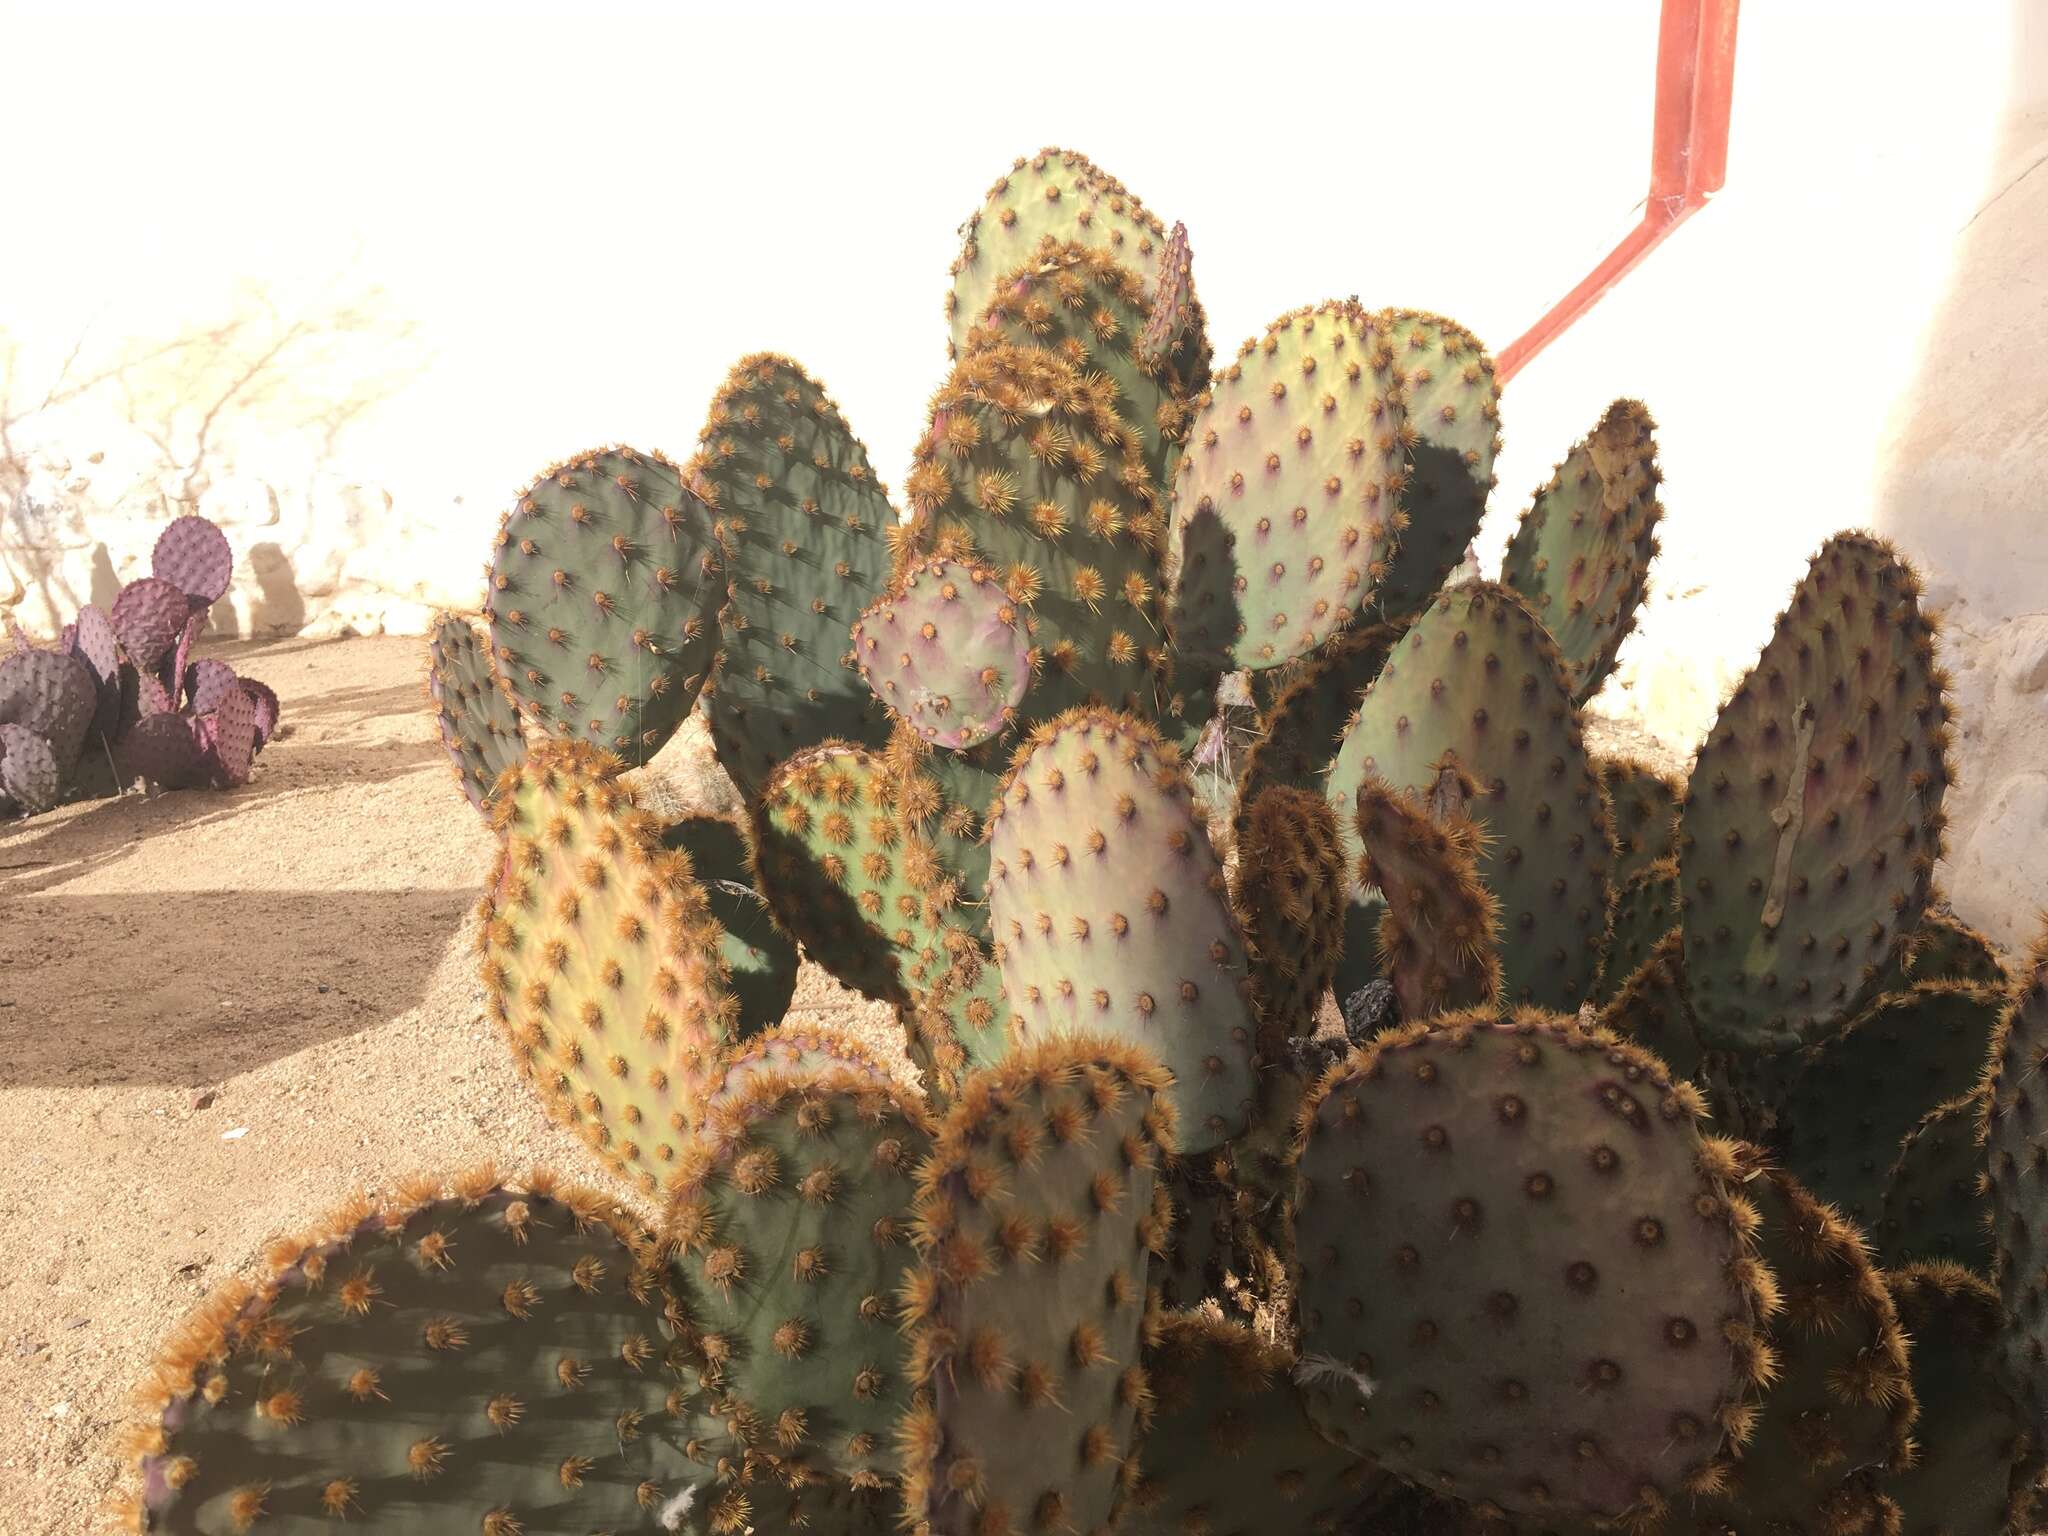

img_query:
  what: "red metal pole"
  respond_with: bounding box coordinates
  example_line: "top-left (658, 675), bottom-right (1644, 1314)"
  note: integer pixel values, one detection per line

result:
top-left (1495, 0), bottom-right (1739, 385)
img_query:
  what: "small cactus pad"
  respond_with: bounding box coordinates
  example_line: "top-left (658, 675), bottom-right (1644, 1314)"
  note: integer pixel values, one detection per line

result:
top-left (486, 445), bottom-right (722, 766)
top-left (121, 1170), bottom-right (698, 1536)
top-left (1681, 1146), bottom-right (1913, 1533)
top-left (946, 148), bottom-right (1178, 361)
top-left (1597, 928), bottom-right (1705, 1083)
top-left (750, 743), bottom-right (935, 1004)
top-left (1878, 1090), bottom-right (1992, 1271)
top-left (1330, 583), bottom-right (1610, 1010)
top-left (899, 1036), bottom-right (1176, 1534)
top-left (1877, 903), bottom-right (2005, 992)
top-left (151, 513), bottom-right (235, 604)
top-left (0, 722), bottom-right (61, 813)
top-left (477, 741), bottom-right (736, 1195)
top-left (243, 678), bottom-right (281, 747)
top-left (1679, 534), bottom-right (1951, 1054)
top-left (1231, 620), bottom-right (1401, 814)
top-left (120, 710), bottom-right (207, 790)
top-left (1168, 301), bottom-right (1408, 671)
top-left (200, 682), bottom-right (260, 789)
top-left (663, 1061), bottom-right (931, 1516)
top-left (183, 657), bottom-right (240, 717)
top-left (1231, 784), bottom-right (1347, 1042)
top-left (986, 708), bottom-right (1259, 1153)
top-left (1981, 927), bottom-right (2048, 1422)
top-left (692, 354), bottom-right (897, 800)
top-left (1124, 1311), bottom-right (1388, 1534)
top-left (702, 1022), bottom-right (897, 1116)
top-left (1885, 1263), bottom-right (2037, 1536)
top-left (657, 814), bottom-right (799, 1041)
top-left (1501, 400), bottom-right (1664, 703)
top-left (426, 612), bottom-right (527, 814)
top-left (1596, 856), bottom-right (1680, 1003)
top-left (1289, 1011), bottom-right (1769, 1525)
top-left (1599, 756), bottom-right (1684, 891)
top-left (0, 644), bottom-right (95, 767)
top-left (1374, 309), bottom-right (1502, 622)
top-left (112, 576), bottom-right (196, 668)
top-left (852, 558), bottom-right (1033, 751)
top-left (1354, 768), bottom-right (1504, 1020)
top-left (71, 602), bottom-right (124, 739)
top-left (1767, 981), bottom-right (2003, 1229)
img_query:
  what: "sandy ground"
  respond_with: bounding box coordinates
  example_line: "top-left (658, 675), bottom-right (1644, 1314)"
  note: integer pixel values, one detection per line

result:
top-left (0, 635), bottom-right (892, 1535)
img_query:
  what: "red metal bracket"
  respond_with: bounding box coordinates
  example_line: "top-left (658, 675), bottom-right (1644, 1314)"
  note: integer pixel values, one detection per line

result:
top-left (1495, 0), bottom-right (1740, 385)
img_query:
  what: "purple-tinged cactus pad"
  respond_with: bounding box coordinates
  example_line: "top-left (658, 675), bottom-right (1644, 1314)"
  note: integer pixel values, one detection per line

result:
top-left (182, 656), bottom-right (239, 716)
top-left (851, 558), bottom-right (1032, 750)
top-left (110, 577), bottom-right (191, 668)
top-left (0, 723), bottom-right (62, 814)
top-left (135, 668), bottom-right (173, 719)
top-left (201, 684), bottom-right (260, 787)
top-left (70, 604), bottom-right (123, 739)
top-left (120, 710), bottom-right (207, 790)
top-left (150, 513), bottom-right (234, 603)
top-left (162, 605), bottom-right (207, 700)
top-left (0, 646), bottom-right (95, 768)
top-left (240, 676), bottom-right (280, 747)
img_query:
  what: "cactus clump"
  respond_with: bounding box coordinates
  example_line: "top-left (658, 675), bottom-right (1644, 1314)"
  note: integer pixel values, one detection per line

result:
top-left (426, 611), bottom-right (527, 813)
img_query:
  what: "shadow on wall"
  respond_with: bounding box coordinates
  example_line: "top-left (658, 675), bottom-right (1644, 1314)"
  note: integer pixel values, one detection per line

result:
top-left (207, 542), bottom-right (308, 638)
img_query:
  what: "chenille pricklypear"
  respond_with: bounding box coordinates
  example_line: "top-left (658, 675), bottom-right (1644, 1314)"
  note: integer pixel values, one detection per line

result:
top-left (1230, 783), bottom-right (1347, 1036)
top-left (851, 557), bottom-right (1034, 751)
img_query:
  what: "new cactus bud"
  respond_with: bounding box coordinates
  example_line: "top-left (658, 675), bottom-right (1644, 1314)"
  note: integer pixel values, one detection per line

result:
top-left (1354, 765), bottom-right (1504, 1021)
top-left (852, 558), bottom-right (1032, 751)
top-left (425, 611), bottom-right (527, 814)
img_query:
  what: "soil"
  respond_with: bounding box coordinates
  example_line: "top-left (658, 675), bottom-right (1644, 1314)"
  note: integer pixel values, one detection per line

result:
top-left (0, 635), bottom-right (893, 1535)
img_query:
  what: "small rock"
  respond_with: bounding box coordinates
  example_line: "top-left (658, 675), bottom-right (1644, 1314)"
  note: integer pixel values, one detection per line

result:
top-left (1999, 620), bottom-right (2048, 695)
top-left (14, 1339), bottom-right (45, 1359)
top-left (63, 1316), bottom-right (88, 1331)
top-left (317, 982), bottom-right (330, 994)
top-left (189, 1089), bottom-right (216, 1111)
top-left (221, 1126), bottom-right (249, 1141)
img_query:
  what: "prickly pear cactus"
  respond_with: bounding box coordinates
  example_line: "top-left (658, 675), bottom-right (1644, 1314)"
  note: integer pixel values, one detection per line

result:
top-left (986, 708), bottom-right (1258, 1152)
top-left (898, 1037), bottom-right (1175, 1535)
top-left (657, 813), bottom-right (798, 1040)
top-left (1878, 1089), bottom-right (1992, 1271)
top-left (1167, 301), bottom-right (1408, 672)
top-left (1231, 619), bottom-right (1402, 813)
top-left (1597, 855), bottom-right (1679, 1002)
top-left (1501, 399), bottom-right (1663, 704)
top-left (1598, 756), bottom-right (1684, 891)
top-left (486, 446), bottom-right (722, 766)
top-left (426, 612), bottom-right (527, 813)
top-left (1597, 928), bottom-right (1705, 1082)
top-left (1982, 927), bottom-right (2048, 1426)
top-left (0, 721), bottom-right (63, 814)
top-left (152, 514), bottom-right (235, 604)
top-left (1354, 767), bottom-right (1504, 1020)
top-left (852, 557), bottom-right (1033, 751)
top-left (1878, 903), bottom-right (2005, 993)
top-left (1329, 582), bottom-right (1611, 1011)
top-left (0, 645), bottom-right (95, 769)
top-left (1289, 1011), bottom-right (1772, 1528)
top-left (118, 1171), bottom-right (699, 1535)
top-left (1678, 534), bottom-right (1951, 1054)
top-left (476, 741), bottom-right (735, 1195)
top-left (692, 354), bottom-right (898, 800)
top-left (1230, 784), bottom-right (1347, 1037)
top-left (663, 1059), bottom-right (930, 1521)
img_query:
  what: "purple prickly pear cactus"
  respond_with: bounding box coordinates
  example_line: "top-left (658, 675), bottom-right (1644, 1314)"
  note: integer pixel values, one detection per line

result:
top-left (151, 514), bottom-right (234, 605)
top-left (183, 657), bottom-right (240, 716)
top-left (110, 577), bottom-right (190, 669)
top-left (199, 683), bottom-right (259, 788)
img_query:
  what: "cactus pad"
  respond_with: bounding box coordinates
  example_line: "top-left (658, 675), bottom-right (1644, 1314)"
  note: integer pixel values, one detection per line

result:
top-left (1232, 620), bottom-right (1401, 813)
top-left (1330, 582), bottom-right (1611, 1010)
top-left (113, 576), bottom-right (196, 669)
top-left (1981, 927), bottom-right (2048, 1423)
top-left (426, 612), bottom-right (527, 813)
top-left (1599, 756), bottom-right (1683, 892)
top-left (1231, 784), bottom-right (1347, 1041)
top-left (899, 1036), bottom-right (1176, 1534)
top-left (0, 722), bottom-right (61, 813)
top-left (1501, 400), bottom-right (1664, 703)
top-left (1289, 1011), bottom-right (1771, 1526)
top-left (1597, 929), bottom-right (1705, 1083)
top-left (121, 1169), bottom-right (698, 1536)
top-left (691, 353), bottom-right (896, 800)
top-left (486, 445), bottom-right (722, 766)
top-left (71, 602), bottom-right (124, 739)
top-left (657, 814), bottom-right (799, 1041)
top-left (1878, 904), bottom-right (2005, 993)
top-left (121, 711), bottom-right (207, 790)
top-left (0, 644), bottom-right (94, 767)
top-left (1878, 1090), bottom-right (1991, 1271)
top-left (986, 708), bottom-right (1259, 1152)
top-left (477, 741), bottom-right (736, 1195)
top-left (152, 513), bottom-right (235, 604)
top-left (1168, 301), bottom-right (1408, 671)
top-left (1354, 767), bottom-right (1504, 1020)
top-left (1597, 856), bottom-right (1679, 1002)
top-left (183, 658), bottom-right (239, 717)
top-left (663, 1060), bottom-right (931, 1517)
top-left (852, 558), bottom-right (1033, 751)
top-left (200, 682), bottom-right (261, 788)
top-left (1679, 534), bottom-right (1951, 1054)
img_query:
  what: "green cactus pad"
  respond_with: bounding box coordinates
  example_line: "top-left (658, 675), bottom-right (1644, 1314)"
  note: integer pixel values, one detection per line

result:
top-left (122, 1170), bottom-right (698, 1536)
top-left (1501, 399), bottom-right (1664, 704)
top-left (656, 814), bottom-right (799, 1041)
top-left (1597, 929), bottom-right (1705, 1084)
top-left (1980, 928), bottom-right (2048, 1424)
top-left (692, 353), bottom-right (898, 801)
top-left (986, 707), bottom-right (1259, 1153)
top-left (1597, 856), bottom-right (1680, 1003)
top-left (750, 742), bottom-right (938, 1005)
top-left (1289, 1011), bottom-right (1771, 1526)
top-left (477, 741), bottom-right (737, 1196)
top-left (1231, 784), bottom-right (1347, 1045)
top-left (426, 612), bottom-right (527, 814)
top-left (945, 148), bottom-right (1182, 362)
top-left (663, 1059), bottom-right (931, 1519)
top-left (968, 239), bottom-right (1211, 493)
top-left (1599, 756), bottom-right (1684, 893)
top-left (1329, 582), bottom-right (1611, 1010)
top-left (1168, 301), bottom-right (1408, 672)
top-left (1124, 1311), bottom-right (1388, 1534)
top-left (1678, 534), bottom-right (1952, 1055)
top-left (852, 557), bottom-right (1034, 751)
top-left (1885, 1263), bottom-right (2037, 1536)
top-left (486, 446), bottom-right (722, 766)
top-left (899, 1036), bottom-right (1176, 1535)
top-left (1354, 768), bottom-right (1503, 1020)
top-left (1878, 1090), bottom-right (1992, 1271)
top-left (1680, 1145), bottom-right (1913, 1534)
top-left (1876, 902), bottom-right (2005, 993)
top-left (702, 1022), bottom-right (897, 1117)
top-left (1767, 981), bottom-right (2004, 1229)
top-left (1374, 309), bottom-right (1502, 622)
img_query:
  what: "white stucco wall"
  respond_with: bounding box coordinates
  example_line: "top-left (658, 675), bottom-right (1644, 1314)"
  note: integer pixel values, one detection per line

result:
top-left (2, 0), bottom-right (2042, 937)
